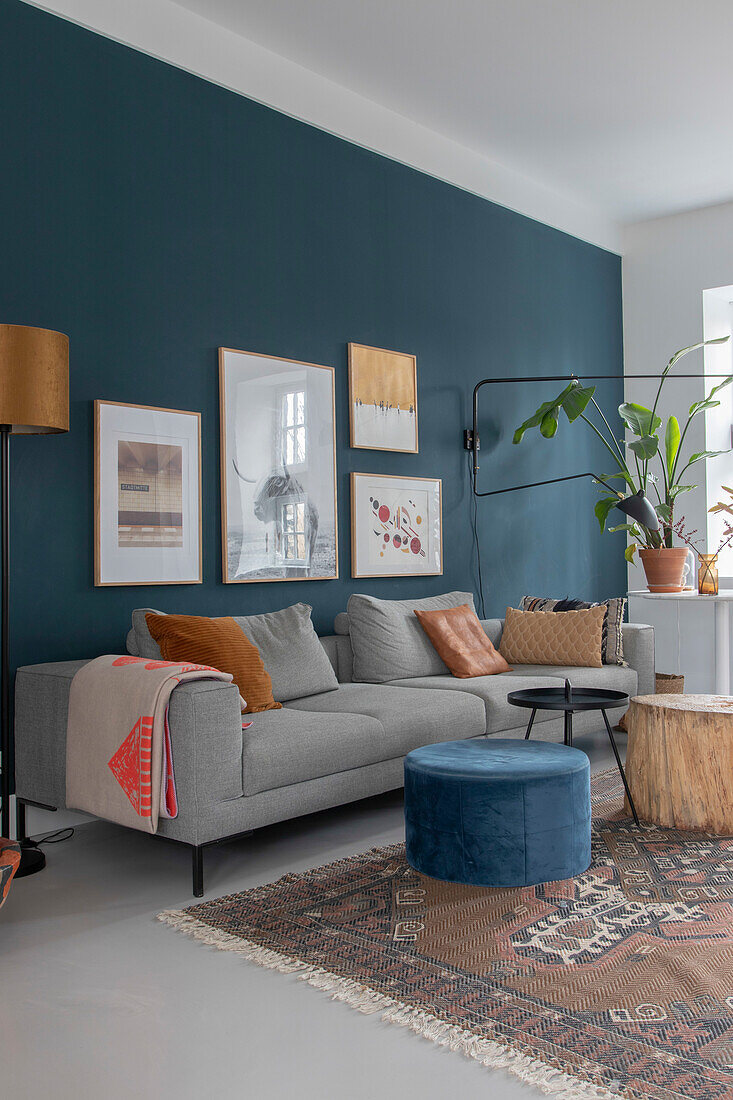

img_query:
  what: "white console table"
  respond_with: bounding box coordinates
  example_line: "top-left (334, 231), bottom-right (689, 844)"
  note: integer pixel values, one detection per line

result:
top-left (628, 589), bottom-right (733, 695)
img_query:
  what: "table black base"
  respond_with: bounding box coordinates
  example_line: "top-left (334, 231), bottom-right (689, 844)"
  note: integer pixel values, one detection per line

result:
top-left (522, 706), bottom-right (639, 826)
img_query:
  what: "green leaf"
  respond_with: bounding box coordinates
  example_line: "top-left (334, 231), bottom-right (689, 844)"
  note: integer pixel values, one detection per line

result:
top-left (540, 407), bottom-right (559, 438)
top-left (597, 470), bottom-right (636, 490)
top-left (512, 383), bottom-right (578, 445)
top-left (685, 449), bottom-right (730, 468)
top-left (608, 522), bottom-right (641, 534)
top-left (628, 434), bottom-right (659, 460)
top-left (512, 381), bottom-right (592, 444)
top-left (665, 337), bottom-right (730, 375)
top-left (668, 483), bottom-right (695, 499)
top-left (655, 502), bottom-right (672, 524)
top-left (595, 495), bottom-right (619, 533)
top-left (561, 383), bottom-right (595, 423)
top-left (624, 544), bottom-right (637, 562)
top-left (665, 415), bottom-right (680, 478)
top-left (689, 376), bottom-right (733, 417)
top-left (618, 402), bottom-right (662, 438)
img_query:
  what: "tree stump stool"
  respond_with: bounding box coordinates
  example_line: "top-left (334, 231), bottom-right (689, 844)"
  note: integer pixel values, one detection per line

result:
top-left (625, 694), bottom-right (733, 832)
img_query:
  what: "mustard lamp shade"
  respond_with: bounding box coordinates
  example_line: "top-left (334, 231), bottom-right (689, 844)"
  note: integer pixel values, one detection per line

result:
top-left (0, 324), bottom-right (69, 433)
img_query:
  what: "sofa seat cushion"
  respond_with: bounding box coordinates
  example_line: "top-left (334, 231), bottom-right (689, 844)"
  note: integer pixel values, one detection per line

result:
top-left (502, 664), bottom-right (637, 697)
top-left (385, 673), bottom-right (570, 734)
top-left (241, 707), bottom-right (387, 796)
top-left (285, 683), bottom-right (486, 753)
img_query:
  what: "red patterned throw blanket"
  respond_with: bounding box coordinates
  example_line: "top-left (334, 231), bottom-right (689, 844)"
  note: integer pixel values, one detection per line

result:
top-left (66, 655), bottom-right (235, 832)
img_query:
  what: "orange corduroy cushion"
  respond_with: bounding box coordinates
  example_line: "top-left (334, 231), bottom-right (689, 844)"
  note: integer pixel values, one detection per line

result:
top-left (414, 604), bottom-right (513, 678)
top-left (145, 614), bottom-right (281, 713)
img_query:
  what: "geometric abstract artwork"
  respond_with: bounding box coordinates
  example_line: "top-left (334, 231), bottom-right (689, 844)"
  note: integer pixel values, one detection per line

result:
top-left (351, 472), bottom-right (442, 578)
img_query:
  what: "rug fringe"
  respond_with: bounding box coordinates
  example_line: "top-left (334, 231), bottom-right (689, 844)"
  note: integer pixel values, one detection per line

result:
top-left (158, 909), bottom-right (619, 1099)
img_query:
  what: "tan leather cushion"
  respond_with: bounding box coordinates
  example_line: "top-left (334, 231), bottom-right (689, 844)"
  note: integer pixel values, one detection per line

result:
top-left (414, 604), bottom-right (512, 678)
top-left (499, 605), bottom-right (605, 667)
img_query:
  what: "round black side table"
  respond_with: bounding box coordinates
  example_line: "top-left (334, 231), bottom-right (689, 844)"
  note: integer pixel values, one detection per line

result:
top-left (507, 681), bottom-right (638, 825)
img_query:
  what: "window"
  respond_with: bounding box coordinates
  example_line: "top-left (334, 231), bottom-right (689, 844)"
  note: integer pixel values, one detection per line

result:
top-left (281, 389), bottom-right (306, 467)
top-left (702, 286), bottom-right (733, 577)
top-left (280, 500), bottom-right (306, 561)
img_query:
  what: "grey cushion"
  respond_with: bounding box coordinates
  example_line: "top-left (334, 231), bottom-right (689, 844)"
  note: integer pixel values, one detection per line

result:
top-left (234, 603), bottom-right (339, 701)
top-left (385, 672), bottom-right (570, 734)
top-left (130, 608), bottom-right (164, 659)
top-left (285, 682), bottom-right (486, 752)
top-left (347, 591), bottom-right (476, 683)
top-left (129, 603), bottom-right (339, 702)
top-left (241, 706), bottom-right (387, 796)
top-left (502, 663), bottom-right (637, 695)
top-left (334, 612), bottom-right (350, 635)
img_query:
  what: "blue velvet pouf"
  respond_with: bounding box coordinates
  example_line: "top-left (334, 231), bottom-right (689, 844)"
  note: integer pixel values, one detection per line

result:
top-left (404, 739), bottom-right (591, 887)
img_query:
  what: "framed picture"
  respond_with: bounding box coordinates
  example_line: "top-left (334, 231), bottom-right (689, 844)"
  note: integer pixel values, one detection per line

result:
top-left (351, 472), bottom-right (442, 578)
top-left (220, 347), bottom-right (338, 583)
top-left (94, 400), bottom-right (201, 586)
top-left (348, 343), bottom-right (418, 453)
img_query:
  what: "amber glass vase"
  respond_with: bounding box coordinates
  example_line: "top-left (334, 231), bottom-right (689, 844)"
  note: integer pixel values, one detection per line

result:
top-left (698, 554), bottom-right (719, 595)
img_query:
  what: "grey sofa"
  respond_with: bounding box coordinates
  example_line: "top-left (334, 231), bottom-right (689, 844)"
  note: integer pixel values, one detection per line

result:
top-left (13, 610), bottom-right (654, 896)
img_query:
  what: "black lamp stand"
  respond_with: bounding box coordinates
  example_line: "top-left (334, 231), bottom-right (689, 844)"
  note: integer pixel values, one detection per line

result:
top-left (0, 425), bottom-right (45, 875)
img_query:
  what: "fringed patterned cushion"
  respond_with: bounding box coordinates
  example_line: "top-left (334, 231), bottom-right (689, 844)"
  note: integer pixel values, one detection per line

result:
top-left (520, 595), bottom-right (627, 666)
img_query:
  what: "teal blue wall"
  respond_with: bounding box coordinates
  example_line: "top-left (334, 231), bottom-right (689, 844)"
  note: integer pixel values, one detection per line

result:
top-left (2, 1), bottom-right (624, 670)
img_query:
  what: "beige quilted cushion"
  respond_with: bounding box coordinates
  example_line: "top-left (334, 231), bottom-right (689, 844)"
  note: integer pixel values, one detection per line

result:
top-left (499, 605), bottom-right (605, 667)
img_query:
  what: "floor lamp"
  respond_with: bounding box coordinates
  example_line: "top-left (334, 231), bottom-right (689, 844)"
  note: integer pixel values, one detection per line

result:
top-left (0, 324), bottom-right (69, 877)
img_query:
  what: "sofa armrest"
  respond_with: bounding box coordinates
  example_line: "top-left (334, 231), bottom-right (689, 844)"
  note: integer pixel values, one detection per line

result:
top-left (166, 680), bottom-right (244, 810)
top-left (621, 622), bottom-right (655, 696)
top-left (14, 662), bottom-right (244, 820)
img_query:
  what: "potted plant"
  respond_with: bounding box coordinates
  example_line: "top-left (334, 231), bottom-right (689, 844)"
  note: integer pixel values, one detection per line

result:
top-left (512, 338), bottom-right (732, 591)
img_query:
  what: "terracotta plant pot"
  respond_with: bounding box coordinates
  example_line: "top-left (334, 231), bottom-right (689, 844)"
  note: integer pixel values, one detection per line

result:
top-left (639, 547), bottom-right (689, 592)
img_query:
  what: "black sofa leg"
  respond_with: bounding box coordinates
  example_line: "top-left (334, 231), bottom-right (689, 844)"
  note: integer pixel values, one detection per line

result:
top-left (192, 846), bottom-right (204, 897)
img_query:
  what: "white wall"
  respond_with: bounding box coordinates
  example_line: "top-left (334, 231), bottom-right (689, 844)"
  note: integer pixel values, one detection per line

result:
top-left (622, 200), bottom-right (733, 691)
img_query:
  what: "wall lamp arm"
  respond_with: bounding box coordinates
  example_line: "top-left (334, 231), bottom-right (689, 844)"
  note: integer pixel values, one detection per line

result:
top-left (474, 470), bottom-right (619, 499)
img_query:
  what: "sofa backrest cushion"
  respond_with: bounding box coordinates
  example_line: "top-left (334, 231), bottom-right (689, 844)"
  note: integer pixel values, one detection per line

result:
top-left (129, 603), bottom-right (339, 702)
top-left (234, 603), bottom-right (339, 701)
top-left (346, 591), bottom-right (475, 682)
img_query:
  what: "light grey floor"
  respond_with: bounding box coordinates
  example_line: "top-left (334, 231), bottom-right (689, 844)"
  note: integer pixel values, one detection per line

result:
top-left (3, 728), bottom-right (623, 1100)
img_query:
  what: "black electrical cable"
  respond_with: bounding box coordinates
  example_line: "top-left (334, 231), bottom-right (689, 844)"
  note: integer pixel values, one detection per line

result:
top-left (467, 451), bottom-right (486, 618)
top-left (35, 827), bottom-right (74, 845)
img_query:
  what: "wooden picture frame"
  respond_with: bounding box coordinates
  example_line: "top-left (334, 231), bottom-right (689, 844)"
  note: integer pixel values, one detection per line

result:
top-left (351, 472), bottom-right (442, 578)
top-left (348, 343), bottom-right (418, 453)
top-left (219, 347), bottom-right (338, 583)
top-left (94, 400), bottom-right (202, 586)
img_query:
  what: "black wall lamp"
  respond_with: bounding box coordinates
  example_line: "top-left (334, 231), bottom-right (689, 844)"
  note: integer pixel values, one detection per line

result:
top-left (464, 370), bottom-right (731, 528)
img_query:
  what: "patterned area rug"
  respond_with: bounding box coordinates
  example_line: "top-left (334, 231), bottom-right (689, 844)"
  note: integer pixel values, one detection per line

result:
top-left (160, 772), bottom-right (733, 1099)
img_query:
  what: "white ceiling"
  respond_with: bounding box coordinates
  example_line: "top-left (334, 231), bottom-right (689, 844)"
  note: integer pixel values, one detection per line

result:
top-left (169, 0), bottom-right (733, 226)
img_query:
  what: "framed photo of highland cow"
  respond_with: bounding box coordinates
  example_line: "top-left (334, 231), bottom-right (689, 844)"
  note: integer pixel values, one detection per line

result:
top-left (351, 472), bottom-right (442, 578)
top-left (219, 348), bottom-right (338, 583)
top-left (94, 400), bottom-right (201, 586)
